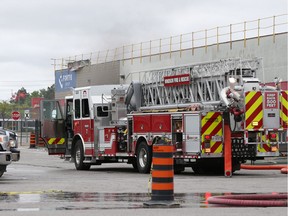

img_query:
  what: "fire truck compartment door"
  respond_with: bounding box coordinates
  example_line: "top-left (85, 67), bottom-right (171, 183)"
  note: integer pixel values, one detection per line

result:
top-left (184, 114), bottom-right (201, 153)
top-left (40, 100), bottom-right (66, 155)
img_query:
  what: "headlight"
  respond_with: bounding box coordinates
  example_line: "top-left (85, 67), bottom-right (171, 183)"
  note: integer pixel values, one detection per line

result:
top-left (9, 140), bottom-right (16, 148)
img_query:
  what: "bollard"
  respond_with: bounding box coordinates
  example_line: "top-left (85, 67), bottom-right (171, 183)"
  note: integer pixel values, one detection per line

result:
top-left (144, 138), bottom-right (180, 208)
top-left (29, 132), bottom-right (36, 148)
top-left (37, 137), bottom-right (46, 147)
top-left (35, 120), bottom-right (39, 147)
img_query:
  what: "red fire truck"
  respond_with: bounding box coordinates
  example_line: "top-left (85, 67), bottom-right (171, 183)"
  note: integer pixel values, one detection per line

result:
top-left (40, 58), bottom-right (287, 174)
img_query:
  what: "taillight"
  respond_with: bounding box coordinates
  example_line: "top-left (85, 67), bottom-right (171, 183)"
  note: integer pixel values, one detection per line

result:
top-left (204, 135), bottom-right (211, 141)
top-left (204, 135), bottom-right (211, 153)
top-left (269, 133), bottom-right (277, 141)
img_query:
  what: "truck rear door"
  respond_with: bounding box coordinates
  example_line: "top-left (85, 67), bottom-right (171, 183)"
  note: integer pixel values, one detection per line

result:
top-left (40, 100), bottom-right (66, 155)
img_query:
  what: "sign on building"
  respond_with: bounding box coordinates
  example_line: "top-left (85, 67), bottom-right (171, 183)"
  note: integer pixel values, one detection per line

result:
top-left (55, 69), bottom-right (77, 92)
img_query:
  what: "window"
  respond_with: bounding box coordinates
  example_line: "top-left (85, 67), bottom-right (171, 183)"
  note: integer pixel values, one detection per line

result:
top-left (42, 101), bottom-right (63, 120)
top-left (66, 99), bottom-right (73, 115)
top-left (82, 99), bottom-right (90, 118)
top-left (75, 99), bottom-right (80, 119)
top-left (97, 106), bottom-right (109, 117)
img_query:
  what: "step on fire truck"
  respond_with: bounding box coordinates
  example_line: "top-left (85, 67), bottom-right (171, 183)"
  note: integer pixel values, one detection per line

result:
top-left (40, 58), bottom-right (287, 174)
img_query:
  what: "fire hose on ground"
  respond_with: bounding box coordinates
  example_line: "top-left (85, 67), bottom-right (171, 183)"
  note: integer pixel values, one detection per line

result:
top-left (208, 193), bottom-right (288, 207)
top-left (208, 164), bottom-right (288, 207)
top-left (240, 164), bottom-right (288, 174)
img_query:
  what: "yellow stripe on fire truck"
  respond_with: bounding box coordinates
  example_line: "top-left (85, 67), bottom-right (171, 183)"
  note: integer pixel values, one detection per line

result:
top-left (47, 138), bottom-right (65, 145)
top-left (257, 134), bottom-right (271, 153)
top-left (280, 91), bottom-right (288, 129)
top-left (201, 112), bottom-right (223, 154)
top-left (245, 91), bottom-right (263, 130)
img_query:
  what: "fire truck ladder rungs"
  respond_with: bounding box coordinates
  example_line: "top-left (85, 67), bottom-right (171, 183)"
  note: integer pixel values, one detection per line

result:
top-left (139, 58), bottom-right (262, 107)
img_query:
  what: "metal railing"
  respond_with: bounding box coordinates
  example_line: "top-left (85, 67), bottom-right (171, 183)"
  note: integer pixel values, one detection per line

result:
top-left (52, 14), bottom-right (287, 71)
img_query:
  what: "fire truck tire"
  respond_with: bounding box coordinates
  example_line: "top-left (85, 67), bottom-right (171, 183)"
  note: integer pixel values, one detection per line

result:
top-left (136, 141), bottom-right (152, 173)
top-left (74, 140), bottom-right (91, 170)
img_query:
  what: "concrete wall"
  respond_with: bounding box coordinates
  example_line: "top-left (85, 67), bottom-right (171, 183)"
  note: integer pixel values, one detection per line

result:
top-left (120, 33), bottom-right (287, 84)
top-left (76, 61), bottom-right (120, 86)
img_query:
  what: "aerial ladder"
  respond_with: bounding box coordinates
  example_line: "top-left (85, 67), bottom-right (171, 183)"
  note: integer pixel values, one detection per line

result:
top-left (138, 58), bottom-right (262, 108)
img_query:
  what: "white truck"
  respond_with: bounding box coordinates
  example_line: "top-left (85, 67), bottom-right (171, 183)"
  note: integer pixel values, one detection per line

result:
top-left (0, 129), bottom-right (20, 177)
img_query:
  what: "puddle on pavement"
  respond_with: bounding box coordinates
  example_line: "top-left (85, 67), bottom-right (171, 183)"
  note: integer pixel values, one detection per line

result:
top-left (1, 191), bottom-right (285, 211)
top-left (0, 191), bottom-right (223, 211)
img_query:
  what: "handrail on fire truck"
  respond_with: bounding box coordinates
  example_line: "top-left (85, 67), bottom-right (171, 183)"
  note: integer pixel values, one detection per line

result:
top-left (100, 93), bottom-right (112, 113)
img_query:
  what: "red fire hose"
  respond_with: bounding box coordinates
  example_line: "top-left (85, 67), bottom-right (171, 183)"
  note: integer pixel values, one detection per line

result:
top-left (208, 193), bottom-right (288, 207)
top-left (208, 164), bottom-right (288, 206)
top-left (281, 167), bottom-right (288, 174)
top-left (240, 164), bottom-right (288, 174)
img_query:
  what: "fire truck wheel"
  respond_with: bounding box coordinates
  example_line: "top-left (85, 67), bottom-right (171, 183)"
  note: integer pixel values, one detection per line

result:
top-left (74, 140), bottom-right (91, 170)
top-left (136, 141), bottom-right (152, 173)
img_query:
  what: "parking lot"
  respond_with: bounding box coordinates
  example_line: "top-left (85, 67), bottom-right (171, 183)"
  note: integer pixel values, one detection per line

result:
top-left (0, 145), bottom-right (287, 216)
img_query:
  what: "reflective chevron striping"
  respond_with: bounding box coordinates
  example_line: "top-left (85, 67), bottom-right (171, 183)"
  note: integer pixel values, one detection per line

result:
top-left (47, 138), bottom-right (65, 145)
top-left (245, 91), bottom-right (263, 130)
top-left (201, 112), bottom-right (223, 154)
top-left (257, 135), bottom-right (271, 153)
top-left (258, 144), bottom-right (271, 153)
top-left (280, 91), bottom-right (288, 129)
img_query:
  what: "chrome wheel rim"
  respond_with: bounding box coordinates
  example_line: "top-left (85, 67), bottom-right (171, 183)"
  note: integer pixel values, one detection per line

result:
top-left (139, 148), bottom-right (147, 168)
top-left (75, 146), bottom-right (81, 165)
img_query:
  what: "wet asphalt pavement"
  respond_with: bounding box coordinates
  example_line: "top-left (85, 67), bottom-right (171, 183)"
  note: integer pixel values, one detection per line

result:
top-left (0, 146), bottom-right (287, 216)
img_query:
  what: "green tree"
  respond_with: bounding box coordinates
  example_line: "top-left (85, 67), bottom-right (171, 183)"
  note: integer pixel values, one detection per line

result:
top-left (30, 90), bottom-right (41, 98)
top-left (10, 84), bottom-right (55, 106)
top-left (16, 87), bottom-right (28, 105)
top-left (39, 84), bottom-right (55, 99)
top-left (10, 87), bottom-right (28, 105)
top-left (0, 101), bottom-right (13, 128)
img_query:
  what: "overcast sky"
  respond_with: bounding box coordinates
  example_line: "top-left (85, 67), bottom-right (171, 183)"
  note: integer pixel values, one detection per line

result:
top-left (0, 0), bottom-right (287, 101)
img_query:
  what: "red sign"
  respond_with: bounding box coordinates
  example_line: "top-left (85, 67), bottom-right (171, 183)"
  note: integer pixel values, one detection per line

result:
top-left (164, 74), bottom-right (190, 87)
top-left (264, 92), bottom-right (278, 109)
top-left (31, 97), bottom-right (44, 108)
top-left (12, 111), bottom-right (21, 120)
